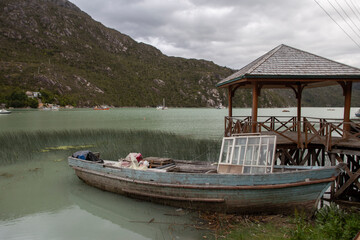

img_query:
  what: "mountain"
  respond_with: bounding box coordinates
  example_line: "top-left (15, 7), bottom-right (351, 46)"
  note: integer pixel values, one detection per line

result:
top-left (0, 0), bottom-right (234, 107)
top-left (0, 0), bottom-right (359, 108)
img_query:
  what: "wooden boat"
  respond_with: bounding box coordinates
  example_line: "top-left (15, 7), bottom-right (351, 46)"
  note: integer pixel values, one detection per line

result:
top-left (68, 135), bottom-right (344, 214)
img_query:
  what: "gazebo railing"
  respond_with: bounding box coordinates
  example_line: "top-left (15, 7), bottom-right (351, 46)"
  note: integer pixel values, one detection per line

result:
top-left (225, 116), bottom-right (360, 150)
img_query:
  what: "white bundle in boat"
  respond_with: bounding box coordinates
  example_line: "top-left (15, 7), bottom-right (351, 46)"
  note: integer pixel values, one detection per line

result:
top-left (124, 153), bottom-right (148, 170)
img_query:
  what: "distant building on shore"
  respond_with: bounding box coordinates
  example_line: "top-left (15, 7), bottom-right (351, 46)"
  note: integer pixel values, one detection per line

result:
top-left (25, 91), bottom-right (41, 98)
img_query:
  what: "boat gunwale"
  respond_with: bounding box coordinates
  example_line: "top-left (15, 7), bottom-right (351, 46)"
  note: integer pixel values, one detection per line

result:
top-left (68, 156), bottom-right (344, 177)
top-left (71, 165), bottom-right (337, 190)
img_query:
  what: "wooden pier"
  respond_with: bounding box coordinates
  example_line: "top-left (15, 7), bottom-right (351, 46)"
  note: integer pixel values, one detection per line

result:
top-left (216, 45), bottom-right (360, 204)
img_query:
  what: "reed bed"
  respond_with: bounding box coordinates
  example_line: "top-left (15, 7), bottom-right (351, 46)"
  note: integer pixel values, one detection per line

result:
top-left (0, 129), bottom-right (221, 165)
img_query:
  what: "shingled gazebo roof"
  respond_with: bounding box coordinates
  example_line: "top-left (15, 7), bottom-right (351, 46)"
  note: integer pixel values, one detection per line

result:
top-left (216, 44), bottom-right (360, 88)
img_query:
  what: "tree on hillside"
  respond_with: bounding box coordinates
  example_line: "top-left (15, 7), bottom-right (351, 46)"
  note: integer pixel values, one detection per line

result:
top-left (5, 89), bottom-right (39, 108)
top-left (39, 89), bottom-right (55, 104)
top-left (6, 89), bottom-right (28, 108)
top-left (27, 98), bottom-right (39, 108)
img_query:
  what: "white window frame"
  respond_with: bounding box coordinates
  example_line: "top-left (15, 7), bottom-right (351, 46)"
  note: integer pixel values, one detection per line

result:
top-left (218, 134), bottom-right (277, 174)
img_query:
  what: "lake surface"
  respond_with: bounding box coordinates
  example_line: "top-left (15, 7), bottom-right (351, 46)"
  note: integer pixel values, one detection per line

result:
top-left (0, 107), bottom-right (359, 239)
top-left (1, 107), bottom-right (358, 139)
top-left (0, 156), bottom-right (206, 240)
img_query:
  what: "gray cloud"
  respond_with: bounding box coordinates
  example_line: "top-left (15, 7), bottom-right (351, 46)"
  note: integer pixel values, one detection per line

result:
top-left (71, 0), bottom-right (360, 69)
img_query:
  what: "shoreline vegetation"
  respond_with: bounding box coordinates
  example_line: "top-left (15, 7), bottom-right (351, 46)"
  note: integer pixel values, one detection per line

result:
top-left (0, 89), bottom-right (76, 109)
top-left (1, 130), bottom-right (359, 239)
top-left (4, 106), bottom-right (360, 110)
top-left (197, 203), bottom-right (359, 239)
top-left (2, 88), bottom-right (360, 110)
top-left (0, 129), bottom-right (220, 165)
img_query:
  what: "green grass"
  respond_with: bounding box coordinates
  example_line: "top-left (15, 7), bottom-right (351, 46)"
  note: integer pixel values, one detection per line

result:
top-left (0, 129), bottom-right (220, 165)
top-left (221, 204), bottom-right (360, 240)
top-left (289, 204), bottom-right (360, 240)
top-left (226, 220), bottom-right (289, 239)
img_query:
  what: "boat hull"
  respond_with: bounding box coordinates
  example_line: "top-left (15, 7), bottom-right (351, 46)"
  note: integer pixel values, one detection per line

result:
top-left (69, 157), bottom-right (342, 214)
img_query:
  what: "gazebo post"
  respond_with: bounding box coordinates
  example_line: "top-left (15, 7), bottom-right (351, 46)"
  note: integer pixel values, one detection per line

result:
top-left (297, 84), bottom-right (302, 123)
top-left (296, 84), bottom-right (303, 148)
top-left (228, 86), bottom-right (233, 118)
top-left (252, 83), bottom-right (259, 133)
top-left (342, 81), bottom-right (352, 137)
top-left (289, 83), bottom-right (304, 148)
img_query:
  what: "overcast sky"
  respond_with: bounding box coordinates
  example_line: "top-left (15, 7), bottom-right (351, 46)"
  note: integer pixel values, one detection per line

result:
top-left (70, 0), bottom-right (360, 69)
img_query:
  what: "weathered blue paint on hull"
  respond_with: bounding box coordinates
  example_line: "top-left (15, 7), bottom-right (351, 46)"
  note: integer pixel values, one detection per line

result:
top-left (68, 157), bottom-right (342, 213)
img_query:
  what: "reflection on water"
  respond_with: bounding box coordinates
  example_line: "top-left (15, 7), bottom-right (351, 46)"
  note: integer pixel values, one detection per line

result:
top-left (1, 206), bottom-right (145, 240)
top-left (0, 153), bottom-right (206, 239)
top-left (1, 205), bottom-right (201, 240)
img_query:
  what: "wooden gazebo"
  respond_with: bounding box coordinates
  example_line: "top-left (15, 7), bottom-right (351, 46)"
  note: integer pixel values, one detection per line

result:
top-left (216, 44), bottom-right (360, 203)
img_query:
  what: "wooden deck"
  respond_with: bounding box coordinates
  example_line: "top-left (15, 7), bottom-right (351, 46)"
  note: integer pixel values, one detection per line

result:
top-left (265, 131), bottom-right (360, 150)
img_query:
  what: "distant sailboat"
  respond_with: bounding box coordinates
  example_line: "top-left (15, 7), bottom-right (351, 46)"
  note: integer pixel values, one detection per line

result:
top-left (156, 98), bottom-right (168, 110)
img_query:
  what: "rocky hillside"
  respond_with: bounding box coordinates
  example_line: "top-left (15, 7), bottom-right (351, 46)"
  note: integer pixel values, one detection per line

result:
top-left (0, 0), bottom-right (358, 108)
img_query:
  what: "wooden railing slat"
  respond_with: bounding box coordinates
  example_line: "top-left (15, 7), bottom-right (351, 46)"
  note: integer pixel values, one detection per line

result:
top-left (226, 116), bottom-right (360, 150)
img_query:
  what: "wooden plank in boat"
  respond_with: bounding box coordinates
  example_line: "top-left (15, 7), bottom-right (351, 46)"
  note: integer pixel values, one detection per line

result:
top-left (218, 164), bottom-right (243, 174)
top-left (147, 164), bottom-right (177, 172)
top-left (173, 163), bottom-right (217, 173)
top-left (144, 157), bottom-right (174, 168)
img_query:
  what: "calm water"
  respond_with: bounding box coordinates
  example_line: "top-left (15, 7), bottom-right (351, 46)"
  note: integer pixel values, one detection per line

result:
top-left (1, 108), bottom-right (228, 139)
top-left (0, 155), bottom-right (204, 240)
top-left (1, 107), bottom-right (358, 138)
top-left (0, 107), bottom-right (359, 240)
